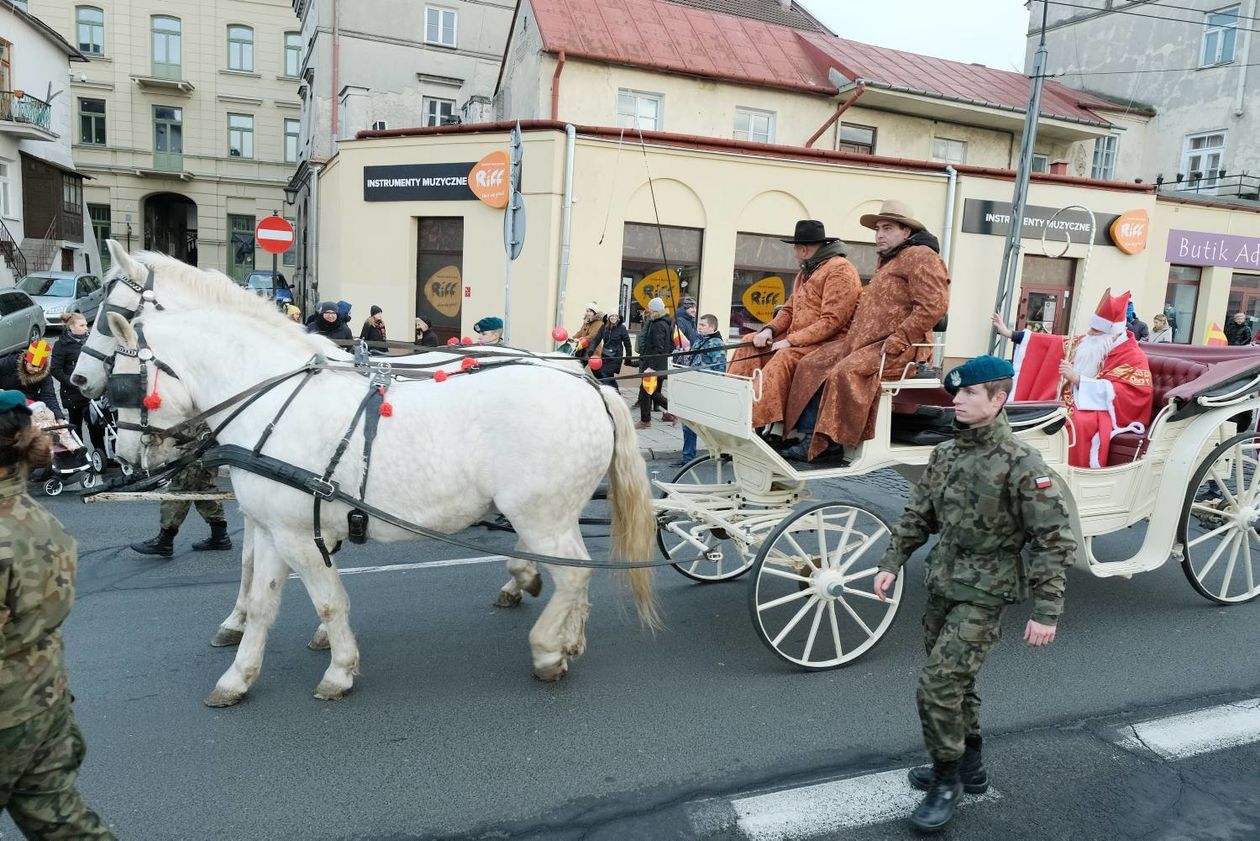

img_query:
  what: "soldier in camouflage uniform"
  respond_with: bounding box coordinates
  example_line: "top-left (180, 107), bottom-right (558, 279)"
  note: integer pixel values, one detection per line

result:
top-left (872, 356), bottom-right (1077, 833)
top-left (131, 424), bottom-right (231, 557)
top-left (0, 390), bottom-right (114, 839)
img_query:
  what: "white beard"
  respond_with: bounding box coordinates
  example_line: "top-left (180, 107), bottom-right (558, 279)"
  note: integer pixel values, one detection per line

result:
top-left (1072, 331), bottom-right (1122, 379)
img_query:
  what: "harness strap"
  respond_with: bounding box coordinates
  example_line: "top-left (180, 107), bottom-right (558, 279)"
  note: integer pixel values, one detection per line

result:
top-left (252, 368), bottom-right (319, 457)
top-left (312, 382), bottom-right (380, 566)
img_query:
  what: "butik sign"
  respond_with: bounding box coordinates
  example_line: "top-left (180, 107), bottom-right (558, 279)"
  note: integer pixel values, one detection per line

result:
top-left (961, 199), bottom-right (1119, 247)
top-left (1165, 229), bottom-right (1260, 270)
top-left (363, 151), bottom-right (511, 206)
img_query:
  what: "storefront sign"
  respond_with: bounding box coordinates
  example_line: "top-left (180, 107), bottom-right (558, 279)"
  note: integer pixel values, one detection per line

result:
top-left (470, 151), bottom-right (510, 209)
top-left (1109, 209), bottom-right (1149, 255)
top-left (742, 276), bottom-right (786, 324)
top-left (961, 199), bottom-right (1118, 246)
top-left (363, 163), bottom-right (477, 202)
top-left (1165, 229), bottom-right (1260, 270)
top-left (423, 265), bottom-right (463, 317)
top-left (634, 268), bottom-right (681, 313)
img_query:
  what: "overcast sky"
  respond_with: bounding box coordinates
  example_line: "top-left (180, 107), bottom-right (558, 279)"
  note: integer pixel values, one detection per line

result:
top-left (799, 1), bottom-right (1033, 72)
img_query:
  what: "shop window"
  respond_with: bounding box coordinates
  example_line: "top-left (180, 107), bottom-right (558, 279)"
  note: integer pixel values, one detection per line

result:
top-left (1201, 5), bottom-right (1239, 67)
top-left (425, 7), bottom-right (457, 48)
top-left (89, 204), bottom-right (110, 269)
top-left (76, 6), bottom-right (105, 56)
top-left (228, 25), bottom-right (254, 72)
top-left (416, 217), bottom-right (464, 344)
top-left (731, 232), bottom-right (797, 338)
top-left (617, 90), bottom-right (662, 132)
top-left (621, 222), bottom-right (702, 329)
top-left (839, 124), bottom-right (876, 155)
top-left (1165, 265), bottom-right (1201, 344)
top-left (931, 137), bottom-right (967, 165)
top-left (1226, 272), bottom-right (1260, 339)
top-left (734, 108), bottom-right (775, 144)
top-left (1018, 255), bottom-right (1076, 335)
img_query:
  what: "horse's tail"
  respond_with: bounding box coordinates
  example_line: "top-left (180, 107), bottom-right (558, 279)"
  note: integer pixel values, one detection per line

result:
top-left (599, 384), bottom-right (661, 630)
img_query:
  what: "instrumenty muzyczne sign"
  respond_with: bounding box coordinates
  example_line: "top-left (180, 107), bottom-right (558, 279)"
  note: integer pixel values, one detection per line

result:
top-left (961, 199), bottom-right (1119, 247)
top-left (363, 163), bottom-right (477, 202)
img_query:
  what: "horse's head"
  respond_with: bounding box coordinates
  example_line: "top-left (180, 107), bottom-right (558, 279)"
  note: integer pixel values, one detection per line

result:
top-left (104, 310), bottom-right (195, 472)
top-left (73, 240), bottom-right (153, 398)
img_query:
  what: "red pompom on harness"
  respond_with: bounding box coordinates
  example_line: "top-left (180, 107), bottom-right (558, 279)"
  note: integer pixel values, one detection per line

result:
top-left (378, 386), bottom-right (393, 417)
top-left (460, 357), bottom-right (477, 371)
top-left (144, 358), bottom-right (163, 410)
top-left (433, 370), bottom-right (448, 383)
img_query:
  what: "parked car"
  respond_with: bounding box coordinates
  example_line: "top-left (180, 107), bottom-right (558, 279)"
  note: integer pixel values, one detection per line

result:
top-left (0, 288), bottom-right (44, 354)
top-left (244, 270), bottom-right (293, 304)
top-left (16, 271), bottom-right (105, 327)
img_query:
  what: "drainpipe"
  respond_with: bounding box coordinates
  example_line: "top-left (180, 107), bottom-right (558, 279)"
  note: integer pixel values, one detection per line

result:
top-left (331, 0), bottom-right (340, 140)
top-left (941, 165), bottom-right (958, 264)
top-left (1235, 0), bottom-right (1255, 115)
top-left (554, 124), bottom-right (576, 328)
top-left (805, 83), bottom-right (865, 149)
top-left (550, 51), bottom-right (566, 121)
top-left (309, 163), bottom-right (322, 309)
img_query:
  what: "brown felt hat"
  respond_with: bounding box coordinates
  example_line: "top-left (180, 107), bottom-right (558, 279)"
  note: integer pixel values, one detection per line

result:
top-left (859, 199), bottom-right (926, 233)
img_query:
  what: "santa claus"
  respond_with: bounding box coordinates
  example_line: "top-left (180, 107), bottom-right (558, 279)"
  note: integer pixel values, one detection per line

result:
top-left (991, 288), bottom-right (1153, 469)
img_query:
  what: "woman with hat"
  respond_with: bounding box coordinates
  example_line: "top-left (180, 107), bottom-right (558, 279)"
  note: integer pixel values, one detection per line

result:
top-left (414, 316), bottom-right (440, 348)
top-left (360, 305), bottom-right (388, 345)
top-left (0, 342), bottom-right (65, 420)
top-left (0, 390), bottom-right (114, 838)
top-left (570, 303), bottom-right (607, 363)
top-left (306, 301), bottom-right (353, 341)
top-left (728, 218), bottom-right (861, 442)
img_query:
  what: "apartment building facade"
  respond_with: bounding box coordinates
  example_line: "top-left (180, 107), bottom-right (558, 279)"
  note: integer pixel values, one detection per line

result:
top-left (36, 0), bottom-right (300, 281)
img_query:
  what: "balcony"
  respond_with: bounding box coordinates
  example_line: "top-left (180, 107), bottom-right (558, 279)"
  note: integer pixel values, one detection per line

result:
top-left (1156, 172), bottom-right (1260, 205)
top-left (0, 91), bottom-right (55, 140)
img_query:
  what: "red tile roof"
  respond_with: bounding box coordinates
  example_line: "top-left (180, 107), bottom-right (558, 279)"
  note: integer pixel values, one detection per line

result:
top-left (527, 0), bottom-right (1115, 125)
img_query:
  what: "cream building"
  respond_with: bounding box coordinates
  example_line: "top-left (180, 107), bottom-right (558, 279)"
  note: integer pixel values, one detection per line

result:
top-left (36, 0), bottom-right (300, 280)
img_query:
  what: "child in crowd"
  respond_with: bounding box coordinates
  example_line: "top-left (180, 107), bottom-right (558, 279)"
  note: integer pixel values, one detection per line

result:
top-left (676, 313), bottom-right (727, 466)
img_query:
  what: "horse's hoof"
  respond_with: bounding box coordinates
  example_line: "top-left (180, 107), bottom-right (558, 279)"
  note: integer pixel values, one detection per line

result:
top-left (314, 680), bottom-right (352, 701)
top-left (204, 688), bottom-right (245, 707)
top-left (524, 574), bottom-right (543, 598)
top-left (562, 637), bottom-right (587, 658)
top-left (494, 590), bottom-right (522, 608)
top-left (307, 632), bottom-right (331, 651)
top-left (210, 627), bottom-right (244, 648)
top-left (533, 659), bottom-right (569, 682)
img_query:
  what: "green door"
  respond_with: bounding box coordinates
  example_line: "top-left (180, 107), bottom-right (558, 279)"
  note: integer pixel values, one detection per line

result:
top-left (227, 215), bottom-right (255, 284)
top-left (153, 106), bottom-right (183, 171)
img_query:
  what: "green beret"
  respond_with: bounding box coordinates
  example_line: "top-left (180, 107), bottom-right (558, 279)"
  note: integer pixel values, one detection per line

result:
top-left (0, 389), bottom-right (31, 414)
top-left (944, 355), bottom-right (1015, 395)
top-left (474, 316), bottom-right (503, 333)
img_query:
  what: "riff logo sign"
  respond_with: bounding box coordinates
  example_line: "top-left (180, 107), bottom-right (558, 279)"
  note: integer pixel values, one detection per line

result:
top-left (1110, 209), bottom-right (1150, 255)
top-left (469, 151), bottom-right (510, 209)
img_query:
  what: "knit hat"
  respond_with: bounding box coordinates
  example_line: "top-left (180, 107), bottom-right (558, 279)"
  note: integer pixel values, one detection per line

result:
top-left (944, 355), bottom-right (1016, 395)
top-left (0, 390), bottom-right (30, 413)
top-left (370, 305), bottom-right (383, 316)
top-left (474, 316), bottom-right (504, 333)
top-left (585, 302), bottom-right (604, 315)
top-left (680, 297), bottom-right (697, 309)
top-left (318, 301), bottom-right (338, 314)
top-left (647, 297), bottom-right (666, 313)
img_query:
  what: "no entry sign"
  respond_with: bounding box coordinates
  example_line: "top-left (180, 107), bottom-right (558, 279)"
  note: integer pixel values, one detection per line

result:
top-left (256, 215), bottom-right (295, 254)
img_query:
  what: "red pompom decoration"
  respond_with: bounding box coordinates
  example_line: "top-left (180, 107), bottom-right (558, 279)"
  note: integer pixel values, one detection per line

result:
top-left (143, 392), bottom-right (162, 410)
top-left (379, 402), bottom-right (393, 417)
top-left (460, 357), bottom-right (477, 371)
top-left (587, 357), bottom-right (603, 371)
top-left (461, 336), bottom-right (474, 345)
top-left (433, 370), bottom-right (448, 383)
top-left (551, 327), bottom-right (569, 342)
top-left (446, 337), bottom-right (460, 347)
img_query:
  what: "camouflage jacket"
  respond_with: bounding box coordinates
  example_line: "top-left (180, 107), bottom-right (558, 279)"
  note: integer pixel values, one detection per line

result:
top-left (877, 412), bottom-right (1077, 624)
top-left (0, 470), bottom-right (76, 729)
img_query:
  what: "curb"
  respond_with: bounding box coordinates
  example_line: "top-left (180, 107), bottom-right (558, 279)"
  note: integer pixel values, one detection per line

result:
top-left (640, 447), bottom-right (682, 462)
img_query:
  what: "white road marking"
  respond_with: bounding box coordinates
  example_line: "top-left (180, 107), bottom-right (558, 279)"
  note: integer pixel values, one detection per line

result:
top-left (1117, 697), bottom-right (1260, 761)
top-left (287, 555), bottom-right (506, 579)
top-left (728, 768), bottom-right (1000, 840)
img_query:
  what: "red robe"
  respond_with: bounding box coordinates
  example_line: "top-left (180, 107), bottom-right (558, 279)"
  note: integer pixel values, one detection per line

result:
top-left (1012, 331), bottom-right (1153, 468)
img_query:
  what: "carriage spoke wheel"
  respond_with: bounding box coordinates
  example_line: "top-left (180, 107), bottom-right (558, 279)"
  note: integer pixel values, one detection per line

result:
top-left (1181, 432), bottom-right (1260, 604)
top-left (658, 455), bottom-right (758, 582)
top-left (748, 502), bottom-right (901, 669)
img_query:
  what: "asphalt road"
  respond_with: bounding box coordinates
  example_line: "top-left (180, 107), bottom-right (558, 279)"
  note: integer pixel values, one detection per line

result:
top-left (3, 462), bottom-right (1259, 840)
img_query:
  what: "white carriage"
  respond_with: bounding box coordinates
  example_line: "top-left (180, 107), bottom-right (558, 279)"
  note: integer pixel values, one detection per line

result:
top-left (654, 344), bottom-right (1260, 670)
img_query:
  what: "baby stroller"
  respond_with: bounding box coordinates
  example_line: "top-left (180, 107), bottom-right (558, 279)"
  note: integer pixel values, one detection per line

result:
top-left (87, 395), bottom-right (132, 478)
top-left (27, 415), bottom-right (96, 496)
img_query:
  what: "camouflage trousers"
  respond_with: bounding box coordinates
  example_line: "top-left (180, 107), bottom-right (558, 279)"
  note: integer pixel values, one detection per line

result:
top-left (916, 594), bottom-right (1004, 763)
top-left (160, 461), bottom-right (225, 531)
top-left (0, 696), bottom-right (114, 840)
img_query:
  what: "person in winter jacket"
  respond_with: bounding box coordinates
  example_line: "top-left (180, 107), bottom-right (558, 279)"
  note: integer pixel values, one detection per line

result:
top-left (676, 313), bottom-right (727, 464)
top-left (360, 305), bottom-right (388, 344)
top-left (1144, 313), bottom-right (1173, 343)
top-left (307, 301), bottom-right (353, 341)
top-left (1225, 311), bottom-right (1253, 346)
top-left (593, 312), bottom-right (633, 382)
top-left (336, 300), bottom-right (352, 326)
top-left (0, 344), bottom-right (63, 419)
top-left (675, 297), bottom-right (700, 347)
top-left (636, 298), bottom-right (676, 428)
top-left (414, 316), bottom-right (440, 348)
top-left (571, 303), bottom-right (606, 363)
top-left (48, 313), bottom-right (105, 453)
top-left (1125, 302), bottom-right (1148, 342)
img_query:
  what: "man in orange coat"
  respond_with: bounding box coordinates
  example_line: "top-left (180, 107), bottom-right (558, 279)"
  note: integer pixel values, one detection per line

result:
top-left (728, 220), bottom-right (861, 434)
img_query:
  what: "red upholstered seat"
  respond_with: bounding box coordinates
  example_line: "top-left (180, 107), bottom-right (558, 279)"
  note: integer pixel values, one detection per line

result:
top-left (1104, 355), bottom-right (1208, 466)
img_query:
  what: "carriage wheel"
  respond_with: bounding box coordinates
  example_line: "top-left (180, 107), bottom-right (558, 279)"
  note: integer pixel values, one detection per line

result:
top-left (89, 449), bottom-right (105, 473)
top-left (657, 455), bottom-right (757, 583)
top-left (43, 478), bottom-right (63, 497)
top-left (748, 502), bottom-right (902, 670)
top-left (1180, 432), bottom-right (1260, 605)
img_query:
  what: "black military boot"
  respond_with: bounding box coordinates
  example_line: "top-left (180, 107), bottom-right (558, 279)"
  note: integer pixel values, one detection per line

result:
top-left (909, 735), bottom-right (989, 793)
top-left (192, 521), bottom-right (233, 551)
top-left (908, 760), bottom-right (962, 833)
top-left (131, 527), bottom-right (178, 558)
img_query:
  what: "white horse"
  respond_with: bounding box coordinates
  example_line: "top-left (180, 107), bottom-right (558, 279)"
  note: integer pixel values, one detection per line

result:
top-left (94, 266), bottom-right (657, 706)
top-left (72, 242), bottom-right (573, 652)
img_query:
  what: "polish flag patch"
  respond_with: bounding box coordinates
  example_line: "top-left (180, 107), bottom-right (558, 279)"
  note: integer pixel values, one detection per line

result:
top-left (1035, 476), bottom-right (1053, 489)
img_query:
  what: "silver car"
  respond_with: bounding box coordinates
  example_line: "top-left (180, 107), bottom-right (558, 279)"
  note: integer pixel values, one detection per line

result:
top-left (16, 271), bottom-right (106, 327)
top-left (0, 288), bottom-right (44, 354)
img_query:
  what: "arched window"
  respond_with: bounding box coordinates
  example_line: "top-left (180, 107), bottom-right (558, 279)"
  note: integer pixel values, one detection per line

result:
top-left (227, 25), bottom-right (254, 72)
top-left (151, 16), bottom-right (182, 80)
top-left (76, 6), bottom-right (104, 56)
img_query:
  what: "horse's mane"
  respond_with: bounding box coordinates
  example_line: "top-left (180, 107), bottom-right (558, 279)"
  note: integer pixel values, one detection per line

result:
top-left (121, 250), bottom-right (333, 355)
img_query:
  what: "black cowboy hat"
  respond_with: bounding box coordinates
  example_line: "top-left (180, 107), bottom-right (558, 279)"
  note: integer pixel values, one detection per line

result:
top-left (781, 219), bottom-right (838, 245)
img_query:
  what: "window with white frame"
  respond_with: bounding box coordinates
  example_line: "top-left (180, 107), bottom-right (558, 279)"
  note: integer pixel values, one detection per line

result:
top-left (617, 89), bottom-right (662, 132)
top-left (1184, 130), bottom-right (1227, 190)
top-left (1201, 5), bottom-right (1240, 66)
top-left (734, 107), bottom-right (775, 144)
top-left (930, 137), bottom-right (967, 165)
top-left (228, 113), bottom-right (254, 158)
top-left (228, 25), bottom-right (254, 72)
top-left (284, 32), bottom-right (302, 77)
top-left (0, 162), bottom-right (11, 217)
top-left (425, 7), bottom-right (457, 47)
top-left (838, 123), bottom-right (876, 155)
top-left (422, 97), bottom-right (455, 127)
top-left (1091, 136), bottom-right (1118, 180)
top-left (1031, 153), bottom-right (1050, 173)
top-left (284, 118), bottom-right (300, 163)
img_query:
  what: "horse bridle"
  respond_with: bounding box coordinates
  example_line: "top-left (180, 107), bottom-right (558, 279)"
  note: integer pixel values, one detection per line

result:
top-left (82, 265), bottom-right (161, 371)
